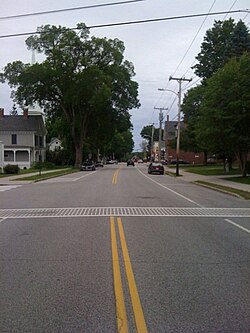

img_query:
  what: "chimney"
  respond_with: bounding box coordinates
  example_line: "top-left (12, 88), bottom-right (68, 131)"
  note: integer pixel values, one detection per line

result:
top-left (23, 108), bottom-right (29, 119)
top-left (0, 108), bottom-right (4, 118)
top-left (167, 115), bottom-right (169, 122)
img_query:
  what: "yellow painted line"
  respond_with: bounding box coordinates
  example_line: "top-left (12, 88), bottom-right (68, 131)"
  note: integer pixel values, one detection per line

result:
top-left (112, 168), bottom-right (120, 185)
top-left (112, 170), bottom-right (117, 184)
top-left (110, 216), bottom-right (129, 333)
top-left (117, 217), bottom-right (148, 333)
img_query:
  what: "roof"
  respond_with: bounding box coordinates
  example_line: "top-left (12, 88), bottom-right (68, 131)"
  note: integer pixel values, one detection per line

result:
top-left (0, 115), bottom-right (46, 134)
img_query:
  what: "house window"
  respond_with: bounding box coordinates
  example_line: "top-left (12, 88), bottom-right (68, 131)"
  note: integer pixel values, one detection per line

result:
top-left (12, 134), bottom-right (17, 144)
top-left (35, 135), bottom-right (38, 146)
top-left (39, 136), bottom-right (44, 147)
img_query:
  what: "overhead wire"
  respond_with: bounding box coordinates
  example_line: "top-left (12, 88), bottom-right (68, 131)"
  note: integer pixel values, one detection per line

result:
top-left (0, 0), bottom-right (146, 21)
top-left (155, 0), bottom-right (218, 123)
top-left (223, 0), bottom-right (238, 20)
top-left (0, 9), bottom-right (249, 39)
top-left (156, 1), bottom-right (249, 123)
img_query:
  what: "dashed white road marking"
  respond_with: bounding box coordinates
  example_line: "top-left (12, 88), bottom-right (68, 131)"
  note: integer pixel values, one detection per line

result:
top-left (40, 171), bottom-right (96, 183)
top-left (224, 218), bottom-right (250, 234)
top-left (136, 167), bottom-right (202, 207)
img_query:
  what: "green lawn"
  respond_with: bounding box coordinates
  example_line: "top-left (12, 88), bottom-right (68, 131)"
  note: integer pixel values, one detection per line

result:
top-left (195, 180), bottom-right (250, 200)
top-left (12, 168), bottom-right (77, 181)
top-left (183, 165), bottom-right (241, 176)
top-left (224, 176), bottom-right (250, 185)
top-left (0, 166), bottom-right (74, 179)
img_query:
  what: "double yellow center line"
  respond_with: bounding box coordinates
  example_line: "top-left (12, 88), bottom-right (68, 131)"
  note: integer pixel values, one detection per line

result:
top-left (110, 216), bottom-right (148, 333)
top-left (112, 168), bottom-right (120, 185)
top-left (112, 166), bottom-right (122, 185)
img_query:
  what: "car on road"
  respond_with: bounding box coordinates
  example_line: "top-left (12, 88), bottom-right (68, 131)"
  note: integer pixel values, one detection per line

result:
top-left (95, 161), bottom-right (104, 167)
top-left (170, 159), bottom-right (189, 165)
top-left (127, 159), bottom-right (135, 166)
top-left (148, 162), bottom-right (164, 175)
top-left (80, 161), bottom-right (96, 171)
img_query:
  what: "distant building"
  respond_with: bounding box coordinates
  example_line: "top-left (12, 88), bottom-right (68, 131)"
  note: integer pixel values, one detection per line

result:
top-left (48, 137), bottom-right (63, 151)
top-left (164, 116), bottom-right (204, 164)
top-left (0, 107), bottom-right (47, 169)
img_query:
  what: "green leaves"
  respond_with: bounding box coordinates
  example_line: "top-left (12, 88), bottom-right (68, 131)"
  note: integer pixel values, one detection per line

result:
top-left (1, 23), bottom-right (140, 166)
top-left (193, 19), bottom-right (250, 81)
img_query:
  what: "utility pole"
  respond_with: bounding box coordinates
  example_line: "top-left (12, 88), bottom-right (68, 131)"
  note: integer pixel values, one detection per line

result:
top-left (169, 76), bottom-right (192, 176)
top-left (150, 123), bottom-right (155, 161)
top-left (154, 107), bottom-right (168, 161)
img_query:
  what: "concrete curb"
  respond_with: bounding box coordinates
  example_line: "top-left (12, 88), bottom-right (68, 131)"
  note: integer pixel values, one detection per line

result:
top-left (192, 181), bottom-right (243, 199)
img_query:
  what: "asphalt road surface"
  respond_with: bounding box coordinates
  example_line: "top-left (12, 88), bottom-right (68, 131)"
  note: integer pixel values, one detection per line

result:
top-left (1, 164), bottom-right (250, 333)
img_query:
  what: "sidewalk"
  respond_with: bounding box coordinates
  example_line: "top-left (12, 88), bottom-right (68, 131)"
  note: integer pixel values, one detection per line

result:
top-left (165, 167), bottom-right (250, 193)
top-left (0, 169), bottom-right (68, 185)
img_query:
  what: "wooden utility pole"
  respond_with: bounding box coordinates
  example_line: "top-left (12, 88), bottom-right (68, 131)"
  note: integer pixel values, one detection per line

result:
top-left (154, 107), bottom-right (168, 161)
top-left (169, 76), bottom-right (192, 176)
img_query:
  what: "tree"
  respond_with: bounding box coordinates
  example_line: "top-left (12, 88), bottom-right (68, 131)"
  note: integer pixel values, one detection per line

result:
top-left (9, 103), bottom-right (18, 115)
top-left (0, 23), bottom-right (140, 167)
top-left (193, 19), bottom-right (250, 81)
top-left (140, 125), bottom-right (159, 157)
top-left (231, 20), bottom-right (250, 58)
top-left (140, 125), bottom-right (159, 143)
top-left (105, 129), bottom-right (134, 160)
top-left (197, 53), bottom-right (250, 177)
top-left (181, 85), bottom-right (206, 161)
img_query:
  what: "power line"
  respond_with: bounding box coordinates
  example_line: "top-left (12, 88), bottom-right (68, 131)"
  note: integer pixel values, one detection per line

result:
top-left (223, 0), bottom-right (238, 20)
top-left (159, 0), bottom-right (217, 121)
top-left (0, 9), bottom-right (249, 39)
top-left (0, 0), bottom-right (146, 21)
top-left (171, 0), bottom-right (218, 78)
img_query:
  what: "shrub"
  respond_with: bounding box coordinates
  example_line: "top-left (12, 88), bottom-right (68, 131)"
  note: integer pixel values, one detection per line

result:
top-left (33, 161), bottom-right (55, 170)
top-left (4, 164), bottom-right (20, 174)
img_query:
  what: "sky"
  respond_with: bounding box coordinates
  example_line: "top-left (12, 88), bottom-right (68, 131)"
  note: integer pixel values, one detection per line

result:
top-left (0, 0), bottom-right (249, 151)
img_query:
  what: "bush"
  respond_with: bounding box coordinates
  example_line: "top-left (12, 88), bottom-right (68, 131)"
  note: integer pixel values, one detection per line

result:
top-left (4, 164), bottom-right (20, 174)
top-left (33, 161), bottom-right (55, 170)
top-left (46, 149), bottom-right (74, 166)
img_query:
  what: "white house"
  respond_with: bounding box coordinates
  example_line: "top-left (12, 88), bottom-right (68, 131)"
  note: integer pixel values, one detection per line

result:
top-left (0, 107), bottom-right (47, 169)
top-left (48, 137), bottom-right (63, 151)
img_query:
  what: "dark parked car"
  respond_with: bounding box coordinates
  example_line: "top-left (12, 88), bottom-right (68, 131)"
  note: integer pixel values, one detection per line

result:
top-left (95, 161), bottom-right (104, 167)
top-left (148, 162), bottom-right (164, 175)
top-left (170, 159), bottom-right (189, 165)
top-left (80, 161), bottom-right (96, 171)
top-left (127, 159), bottom-right (135, 166)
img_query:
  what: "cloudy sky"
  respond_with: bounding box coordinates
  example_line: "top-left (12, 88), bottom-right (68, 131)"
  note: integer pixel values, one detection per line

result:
top-left (1, 0), bottom-right (249, 150)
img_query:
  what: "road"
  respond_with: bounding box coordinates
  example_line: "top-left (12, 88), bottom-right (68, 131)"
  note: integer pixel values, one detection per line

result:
top-left (1, 164), bottom-right (250, 332)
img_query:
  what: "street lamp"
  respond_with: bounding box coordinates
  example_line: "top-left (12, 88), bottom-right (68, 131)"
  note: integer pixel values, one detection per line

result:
top-left (158, 88), bottom-right (181, 176)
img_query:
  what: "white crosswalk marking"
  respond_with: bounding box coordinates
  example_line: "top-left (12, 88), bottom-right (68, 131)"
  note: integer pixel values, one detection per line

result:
top-left (0, 207), bottom-right (249, 218)
top-left (0, 185), bottom-right (22, 192)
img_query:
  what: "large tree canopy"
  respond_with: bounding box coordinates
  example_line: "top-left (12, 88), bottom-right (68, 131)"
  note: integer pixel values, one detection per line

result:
top-left (197, 52), bottom-right (250, 177)
top-left (193, 19), bottom-right (250, 81)
top-left (181, 85), bottom-right (206, 155)
top-left (0, 23), bottom-right (140, 166)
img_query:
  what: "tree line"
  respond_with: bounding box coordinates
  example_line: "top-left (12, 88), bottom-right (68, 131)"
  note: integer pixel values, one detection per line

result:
top-left (0, 23), bottom-right (140, 166)
top-left (141, 18), bottom-right (250, 177)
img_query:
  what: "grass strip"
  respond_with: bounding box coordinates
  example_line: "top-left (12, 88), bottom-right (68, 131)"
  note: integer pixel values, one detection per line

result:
top-left (12, 168), bottom-right (77, 181)
top-left (165, 170), bottom-right (182, 177)
top-left (194, 180), bottom-right (250, 200)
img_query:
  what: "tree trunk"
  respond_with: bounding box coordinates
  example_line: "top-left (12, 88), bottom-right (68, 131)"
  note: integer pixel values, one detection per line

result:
top-left (75, 144), bottom-right (83, 168)
top-left (237, 151), bottom-right (247, 178)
